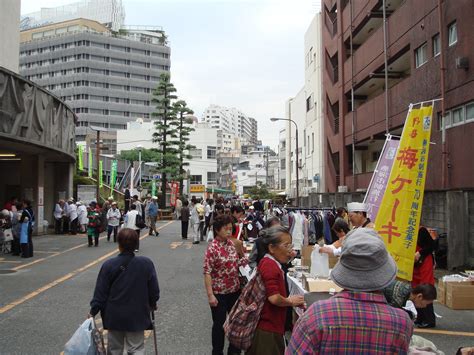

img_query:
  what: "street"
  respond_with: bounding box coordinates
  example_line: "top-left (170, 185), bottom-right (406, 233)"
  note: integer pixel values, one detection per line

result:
top-left (0, 221), bottom-right (473, 354)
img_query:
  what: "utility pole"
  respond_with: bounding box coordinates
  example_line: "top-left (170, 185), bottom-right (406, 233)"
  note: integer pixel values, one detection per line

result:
top-left (265, 146), bottom-right (269, 186)
top-left (95, 130), bottom-right (100, 203)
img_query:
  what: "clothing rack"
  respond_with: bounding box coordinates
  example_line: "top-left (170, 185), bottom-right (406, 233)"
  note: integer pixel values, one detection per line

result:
top-left (283, 207), bottom-right (335, 213)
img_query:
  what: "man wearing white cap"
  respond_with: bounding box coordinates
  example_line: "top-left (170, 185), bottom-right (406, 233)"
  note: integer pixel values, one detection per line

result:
top-left (347, 202), bottom-right (374, 229)
top-left (287, 228), bottom-right (413, 354)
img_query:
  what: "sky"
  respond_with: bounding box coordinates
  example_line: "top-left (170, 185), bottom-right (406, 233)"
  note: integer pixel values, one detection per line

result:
top-left (21, 0), bottom-right (320, 150)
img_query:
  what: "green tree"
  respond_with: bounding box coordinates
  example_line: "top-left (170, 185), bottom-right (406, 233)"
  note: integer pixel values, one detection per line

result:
top-left (152, 73), bottom-right (180, 207)
top-left (248, 183), bottom-right (276, 200)
top-left (172, 100), bottom-right (195, 194)
top-left (118, 148), bottom-right (161, 163)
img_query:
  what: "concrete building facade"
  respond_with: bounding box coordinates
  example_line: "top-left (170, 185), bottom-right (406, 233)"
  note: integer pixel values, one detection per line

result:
top-left (322, 0), bottom-right (474, 192)
top-left (20, 0), bottom-right (125, 32)
top-left (19, 18), bottom-right (171, 141)
top-left (0, 0), bottom-right (21, 73)
top-left (202, 104), bottom-right (258, 145)
top-left (285, 13), bottom-right (325, 200)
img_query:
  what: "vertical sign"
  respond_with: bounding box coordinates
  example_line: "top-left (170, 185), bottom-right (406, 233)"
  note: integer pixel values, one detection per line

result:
top-left (364, 136), bottom-right (400, 222)
top-left (88, 147), bottom-right (93, 178)
top-left (110, 160), bottom-right (118, 190)
top-left (170, 182), bottom-right (179, 206)
top-left (375, 103), bottom-right (434, 281)
top-left (99, 161), bottom-right (103, 188)
top-left (78, 145), bottom-right (84, 171)
top-left (151, 178), bottom-right (156, 197)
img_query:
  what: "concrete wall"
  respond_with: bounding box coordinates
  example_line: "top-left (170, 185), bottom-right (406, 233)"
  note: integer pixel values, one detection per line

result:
top-left (0, 0), bottom-right (20, 73)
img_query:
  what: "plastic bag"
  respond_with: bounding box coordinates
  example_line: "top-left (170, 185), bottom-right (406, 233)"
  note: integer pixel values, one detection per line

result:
top-left (206, 229), bottom-right (214, 242)
top-left (64, 318), bottom-right (95, 355)
top-left (311, 245), bottom-right (329, 278)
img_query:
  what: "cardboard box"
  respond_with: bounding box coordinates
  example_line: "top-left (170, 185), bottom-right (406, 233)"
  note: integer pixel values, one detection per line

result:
top-left (329, 255), bottom-right (339, 269)
top-left (437, 280), bottom-right (447, 305)
top-left (305, 278), bottom-right (342, 293)
top-left (301, 246), bottom-right (314, 268)
top-left (446, 281), bottom-right (474, 310)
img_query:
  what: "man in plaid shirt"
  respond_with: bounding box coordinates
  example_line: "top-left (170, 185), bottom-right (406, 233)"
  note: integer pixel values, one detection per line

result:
top-left (287, 228), bottom-right (413, 354)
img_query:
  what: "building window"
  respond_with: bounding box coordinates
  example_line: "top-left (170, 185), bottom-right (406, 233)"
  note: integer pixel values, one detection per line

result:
top-left (451, 107), bottom-right (464, 125)
top-left (207, 146), bottom-right (217, 159)
top-left (207, 172), bottom-right (217, 184)
top-left (280, 159), bottom-right (286, 169)
top-left (415, 43), bottom-right (428, 68)
top-left (448, 22), bottom-right (457, 46)
top-left (466, 103), bottom-right (474, 122)
top-left (190, 148), bottom-right (202, 159)
top-left (306, 94), bottom-right (314, 112)
top-left (190, 175), bottom-right (202, 184)
top-left (432, 33), bottom-right (440, 57)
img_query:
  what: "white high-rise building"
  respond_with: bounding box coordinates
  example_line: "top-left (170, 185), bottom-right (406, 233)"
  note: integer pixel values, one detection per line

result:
top-left (202, 104), bottom-right (258, 145)
top-left (20, 0), bottom-right (125, 32)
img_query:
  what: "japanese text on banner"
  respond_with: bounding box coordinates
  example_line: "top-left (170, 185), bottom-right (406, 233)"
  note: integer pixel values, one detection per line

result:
top-left (375, 104), bottom-right (433, 281)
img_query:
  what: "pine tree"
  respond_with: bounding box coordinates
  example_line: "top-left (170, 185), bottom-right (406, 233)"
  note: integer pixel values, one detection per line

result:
top-left (152, 73), bottom-right (180, 208)
top-left (172, 100), bottom-right (196, 195)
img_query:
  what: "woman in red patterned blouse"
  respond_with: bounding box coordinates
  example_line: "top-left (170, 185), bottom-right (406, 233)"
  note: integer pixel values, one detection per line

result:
top-left (203, 214), bottom-right (248, 355)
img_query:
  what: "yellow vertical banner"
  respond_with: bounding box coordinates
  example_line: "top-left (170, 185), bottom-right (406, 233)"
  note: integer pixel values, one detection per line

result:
top-left (77, 145), bottom-right (84, 171)
top-left (375, 103), bottom-right (434, 281)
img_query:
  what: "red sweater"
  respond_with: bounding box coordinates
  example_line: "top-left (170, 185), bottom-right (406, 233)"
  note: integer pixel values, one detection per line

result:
top-left (257, 256), bottom-right (288, 335)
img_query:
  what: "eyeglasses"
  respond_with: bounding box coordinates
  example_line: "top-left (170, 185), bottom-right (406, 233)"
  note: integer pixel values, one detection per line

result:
top-left (277, 243), bottom-right (294, 250)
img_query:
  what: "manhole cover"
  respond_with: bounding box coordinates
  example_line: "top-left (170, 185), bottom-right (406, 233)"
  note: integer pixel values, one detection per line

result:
top-left (0, 270), bottom-right (17, 275)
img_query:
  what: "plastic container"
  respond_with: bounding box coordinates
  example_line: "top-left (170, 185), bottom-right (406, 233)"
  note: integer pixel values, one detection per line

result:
top-left (310, 245), bottom-right (330, 278)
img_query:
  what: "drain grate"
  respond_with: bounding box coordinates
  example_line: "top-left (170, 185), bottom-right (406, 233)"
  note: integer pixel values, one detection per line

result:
top-left (0, 270), bottom-right (17, 275)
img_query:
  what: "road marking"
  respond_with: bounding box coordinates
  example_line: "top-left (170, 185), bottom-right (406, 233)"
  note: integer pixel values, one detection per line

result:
top-left (0, 260), bottom-right (22, 264)
top-left (170, 242), bottom-right (183, 249)
top-left (0, 221), bottom-right (173, 315)
top-left (34, 251), bottom-right (59, 254)
top-left (414, 328), bottom-right (474, 337)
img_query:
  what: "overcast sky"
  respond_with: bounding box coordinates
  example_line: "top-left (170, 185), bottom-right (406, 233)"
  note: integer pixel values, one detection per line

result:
top-left (21, 0), bottom-right (319, 150)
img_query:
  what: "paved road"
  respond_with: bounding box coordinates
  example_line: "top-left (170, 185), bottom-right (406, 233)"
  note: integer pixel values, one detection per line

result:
top-left (0, 221), bottom-right (473, 354)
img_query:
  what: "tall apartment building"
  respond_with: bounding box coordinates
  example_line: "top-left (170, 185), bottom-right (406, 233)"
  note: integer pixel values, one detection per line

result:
top-left (322, 0), bottom-right (474, 192)
top-left (20, 0), bottom-right (125, 32)
top-left (202, 104), bottom-right (258, 145)
top-left (285, 13), bottom-right (325, 200)
top-left (19, 18), bottom-right (171, 140)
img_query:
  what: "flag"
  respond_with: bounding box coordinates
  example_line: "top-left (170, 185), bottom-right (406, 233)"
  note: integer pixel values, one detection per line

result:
top-left (88, 148), bottom-right (93, 178)
top-left (99, 160), bottom-right (103, 188)
top-left (151, 178), bottom-right (156, 196)
top-left (110, 160), bottom-right (117, 190)
top-left (77, 145), bottom-right (84, 171)
top-left (363, 135), bottom-right (400, 222)
top-left (375, 103), bottom-right (434, 281)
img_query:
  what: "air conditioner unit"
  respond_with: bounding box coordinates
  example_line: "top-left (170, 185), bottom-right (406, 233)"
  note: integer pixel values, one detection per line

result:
top-left (338, 185), bottom-right (348, 193)
top-left (456, 57), bottom-right (469, 70)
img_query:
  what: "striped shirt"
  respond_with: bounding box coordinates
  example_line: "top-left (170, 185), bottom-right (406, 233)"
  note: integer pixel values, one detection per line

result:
top-left (286, 291), bottom-right (413, 355)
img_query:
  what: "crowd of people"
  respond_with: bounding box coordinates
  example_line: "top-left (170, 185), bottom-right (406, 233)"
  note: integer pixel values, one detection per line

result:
top-left (2, 194), bottom-right (456, 354)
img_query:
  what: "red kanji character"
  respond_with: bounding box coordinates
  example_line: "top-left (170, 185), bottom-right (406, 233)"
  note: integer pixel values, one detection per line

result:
top-left (391, 199), bottom-right (400, 221)
top-left (397, 147), bottom-right (418, 169)
top-left (391, 175), bottom-right (413, 194)
top-left (409, 129), bottom-right (418, 138)
top-left (412, 116), bottom-right (421, 127)
top-left (379, 221), bottom-right (401, 244)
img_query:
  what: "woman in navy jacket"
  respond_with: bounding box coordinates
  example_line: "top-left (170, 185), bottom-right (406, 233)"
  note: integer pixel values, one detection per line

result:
top-left (89, 228), bottom-right (160, 354)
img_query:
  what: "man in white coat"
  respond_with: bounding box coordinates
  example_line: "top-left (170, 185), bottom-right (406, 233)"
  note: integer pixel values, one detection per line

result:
top-left (77, 201), bottom-right (88, 233)
top-left (67, 199), bottom-right (78, 235)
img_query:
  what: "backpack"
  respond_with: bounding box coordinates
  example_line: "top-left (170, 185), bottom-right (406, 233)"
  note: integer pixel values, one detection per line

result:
top-left (223, 270), bottom-right (266, 351)
top-left (135, 214), bottom-right (146, 229)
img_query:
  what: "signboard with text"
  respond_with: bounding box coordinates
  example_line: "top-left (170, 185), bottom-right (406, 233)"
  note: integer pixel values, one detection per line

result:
top-left (190, 185), bottom-right (205, 193)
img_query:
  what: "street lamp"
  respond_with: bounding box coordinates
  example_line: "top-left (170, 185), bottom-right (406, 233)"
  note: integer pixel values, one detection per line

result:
top-left (90, 125), bottom-right (108, 203)
top-left (270, 117), bottom-right (299, 206)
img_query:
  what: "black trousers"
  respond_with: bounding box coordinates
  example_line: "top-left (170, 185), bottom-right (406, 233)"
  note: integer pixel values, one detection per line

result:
top-left (88, 233), bottom-right (99, 246)
top-left (181, 221), bottom-right (189, 239)
top-left (12, 237), bottom-right (20, 255)
top-left (54, 218), bottom-right (62, 234)
top-left (135, 229), bottom-right (140, 250)
top-left (70, 218), bottom-right (78, 235)
top-left (204, 215), bottom-right (212, 235)
top-left (210, 291), bottom-right (241, 355)
top-left (107, 225), bottom-right (118, 242)
top-left (62, 216), bottom-right (69, 234)
top-left (416, 302), bottom-right (436, 327)
top-left (199, 220), bottom-right (205, 240)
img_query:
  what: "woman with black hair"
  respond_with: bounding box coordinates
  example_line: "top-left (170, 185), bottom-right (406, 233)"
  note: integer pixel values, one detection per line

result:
top-left (19, 199), bottom-right (34, 258)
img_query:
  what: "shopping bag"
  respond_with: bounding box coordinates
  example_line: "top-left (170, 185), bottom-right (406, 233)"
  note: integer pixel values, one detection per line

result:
top-left (206, 229), bottom-right (214, 242)
top-left (3, 229), bottom-right (13, 242)
top-left (91, 317), bottom-right (106, 355)
top-left (64, 318), bottom-right (95, 355)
